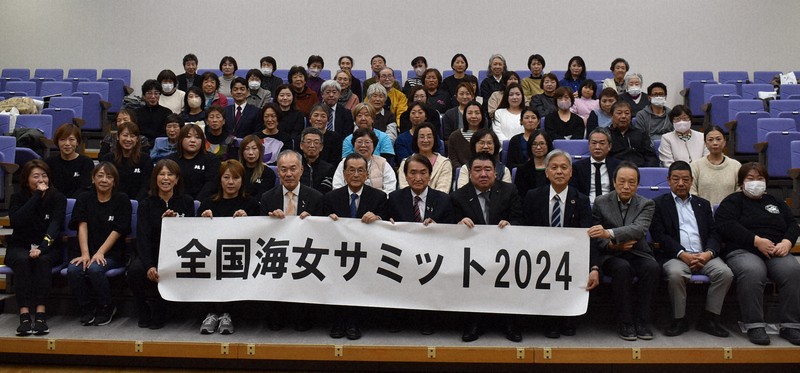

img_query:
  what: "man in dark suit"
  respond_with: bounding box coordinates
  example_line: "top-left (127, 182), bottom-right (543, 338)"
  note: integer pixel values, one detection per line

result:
top-left (650, 161), bottom-right (732, 337)
top-left (320, 80), bottom-right (355, 139)
top-left (587, 161), bottom-right (659, 341)
top-left (259, 150), bottom-right (323, 331)
top-left (176, 53), bottom-right (201, 92)
top-left (570, 127), bottom-right (622, 204)
top-left (451, 153), bottom-right (522, 343)
top-left (223, 77), bottom-right (262, 138)
top-left (323, 153), bottom-right (388, 340)
top-left (523, 149), bottom-right (594, 339)
top-left (607, 101), bottom-right (658, 167)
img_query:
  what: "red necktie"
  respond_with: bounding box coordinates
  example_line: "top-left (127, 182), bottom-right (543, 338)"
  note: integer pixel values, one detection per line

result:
top-left (235, 106), bottom-right (242, 124)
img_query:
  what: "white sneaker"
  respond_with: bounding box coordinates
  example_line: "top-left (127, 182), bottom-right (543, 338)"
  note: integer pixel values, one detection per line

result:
top-left (200, 313), bottom-right (219, 334)
top-left (218, 313), bottom-right (234, 335)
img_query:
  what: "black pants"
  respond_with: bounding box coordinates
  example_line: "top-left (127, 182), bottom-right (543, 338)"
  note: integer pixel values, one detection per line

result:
top-left (127, 257), bottom-right (162, 301)
top-left (602, 252), bottom-right (659, 324)
top-left (5, 246), bottom-right (60, 309)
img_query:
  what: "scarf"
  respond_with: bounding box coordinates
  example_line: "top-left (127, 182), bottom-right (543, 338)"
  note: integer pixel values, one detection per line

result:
top-left (339, 88), bottom-right (354, 106)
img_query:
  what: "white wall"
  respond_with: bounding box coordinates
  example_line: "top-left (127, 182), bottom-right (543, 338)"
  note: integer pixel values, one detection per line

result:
top-left (2, 0), bottom-right (800, 105)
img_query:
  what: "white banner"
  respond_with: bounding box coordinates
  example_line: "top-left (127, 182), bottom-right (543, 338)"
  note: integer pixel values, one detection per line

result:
top-left (158, 216), bottom-right (590, 316)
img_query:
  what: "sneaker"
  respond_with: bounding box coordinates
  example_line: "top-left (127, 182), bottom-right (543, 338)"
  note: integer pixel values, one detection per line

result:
top-left (618, 323), bottom-right (636, 341)
top-left (636, 323), bottom-right (653, 340)
top-left (200, 313), bottom-right (220, 334)
top-left (218, 313), bottom-right (234, 335)
top-left (80, 307), bottom-right (96, 326)
top-left (33, 312), bottom-right (49, 335)
top-left (779, 327), bottom-right (800, 346)
top-left (94, 305), bottom-right (117, 326)
top-left (16, 313), bottom-right (32, 336)
top-left (747, 327), bottom-right (771, 345)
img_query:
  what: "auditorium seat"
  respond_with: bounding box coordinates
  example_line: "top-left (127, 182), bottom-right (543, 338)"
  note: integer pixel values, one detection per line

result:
top-left (553, 139), bottom-right (589, 160)
top-left (1, 81), bottom-right (37, 97)
top-left (41, 106), bottom-right (77, 131)
top-left (196, 68), bottom-right (223, 78)
top-left (687, 80), bottom-right (716, 118)
top-left (703, 84), bottom-right (738, 127)
top-left (587, 70), bottom-right (613, 81)
top-left (753, 70), bottom-right (781, 85)
top-left (100, 68), bottom-right (132, 87)
top-left (350, 69), bottom-right (367, 82)
top-left (777, 111), bottom-right (800, 129)
top-left (1, 68), bottom-right (30, 81)
top-left (757, 131), bottom-right (800, 180)
top-left (789, 140), bottom-right (800, 213)
top-left (39, 81), bottom-right (73, 98)
top-left (718, 71), bottom-right (749, 94)
top-left (683, 71), bottom-right (714, 91)
top-left (501, 140), bottom-right (509, 164)
top-left (49, 96), bottom-right (84, 119)
top-left (741, 83), bottom-right (774, 100)
top-left (274, 69), bottom-right (289, 82)
top-left (769, 99), bottom-right (800, 117)
top-left (729, 111), bottom-right (769, 155)
top-left (727, 99), bottom-right (766, 123)
top-left (66, 68), bottom-right (97, 91)
top-left (31, 68), bottom-right (64, 94)
top-left (15, 114), bottom-right (53, 139)
top-left (638, 167), bottom-right (669, 188)
top-left (0, 135), bottom-right (18, 209)
top-left (72, 81), bottom-right (110, 135)
top-left (636, 186), bottom-right (670, 200)
top-left (780, 84), bottom-right (800, 100)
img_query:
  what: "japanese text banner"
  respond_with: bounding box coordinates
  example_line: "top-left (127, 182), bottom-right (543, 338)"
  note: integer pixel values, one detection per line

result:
top-left (159, 216), bottom-right (590, 316)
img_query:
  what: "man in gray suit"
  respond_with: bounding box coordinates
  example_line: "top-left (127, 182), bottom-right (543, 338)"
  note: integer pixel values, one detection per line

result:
top-left (587, 161), bottom-right (659, 341)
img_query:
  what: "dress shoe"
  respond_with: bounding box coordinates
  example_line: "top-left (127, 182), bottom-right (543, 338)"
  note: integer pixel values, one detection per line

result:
top-left (747, 327), bottom-right (770, 345)
top-left (695, 315), bottom-right (729, 337)
top-left (420, 319), bottom-right (435, 335)
top-left (664, 318), bottom-right (689, 337)
top-left (505, 323), bottom-right (522, 342)
top-left (544, 323), bottom-right (561, 339)
top-left (618, 323), bottom-right (636, 341)
top-left (779, 327), bottom-right (800, 345)
top-left (345, 323), bottom-right (361, 340)
top-left (560, 319), bottom-right (576, 336)
top-left (462, 323), bottom-right (481, 342)
top-left (293, 319), bottom-right (312, 332)
top-left (636, 322), bottom-right (653, 340)
top-left (329, 323), bottom-right (345, 339)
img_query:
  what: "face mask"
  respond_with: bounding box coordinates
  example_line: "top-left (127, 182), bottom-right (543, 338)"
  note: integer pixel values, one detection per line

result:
top-left (248, 81), bottom-right (261, 90)
top-left (651, 96), bottom-right (666, 107)
top-left (673, 120), bottom-right (691, 133)
top-left (743, 180), bottom-right (766, 198)
top-left (309, 68), bottom-right (320, 78)
top-left (557, 100), bottom-right (571, 110)
top-left (627, 86), bottom-right (641, 97)
top-left (414, 67), bottom-right (426, 77)
top-left (188, 97), bottom-right (202, 109)
top-left (261, 67), bottom-right (273, 76)
top-left (161, 83), bottom-right (174, 93)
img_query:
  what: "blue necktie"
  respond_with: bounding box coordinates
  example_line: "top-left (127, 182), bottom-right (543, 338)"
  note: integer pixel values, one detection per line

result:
top-left (551, 195), bottom-right (562, 227)
top-left (349, 193), bottom-right (358, 218)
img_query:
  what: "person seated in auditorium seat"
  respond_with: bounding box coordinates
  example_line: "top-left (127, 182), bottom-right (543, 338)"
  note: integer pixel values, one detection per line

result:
top-left (442, 53), bottom-right (479, 104)
top-left (151, 114), bottom-right (184, 162)
top-left (298, 127), bottom-right (335, 194)
top-left (273, 84), bottom-right (306, 143)
top-left (260, 150), bottom-right (324, 331)
top-left (128, 159), bottom-right (195, 330)
top-left (238, 134), bottom-right (276, 199)
top-left (342, 102), bottom-right (395, 162)
top-left (545, 87), bottom-right (584, 141)
top-left (492, 82), bottom-right (526, 142)
top-left (200, 71), bottom-right (228, 109)
top-left (602, 57), bottom-right (629, 95)
top-left (523, 149), bottom-right (594, 338)
top-left (617, 72), bottom-right (649, 116)
top-left (607, 101), bottom-right (658, 167)
top-left (223, 77), bottom-right (262, 138)
top-left (506, 107), bottom-right (542, 170)
top-left (176, 53), bottom-right (200, 92)
top-left (513, 129), bottom-right (552, 197)
top-left (521, 53), bottom-right (546, 105)
top-left (403, 55), bottom-right (427, 95)
top-left (455, 128), bottom-right (511, 189)
top-left (197, 160), bottom-right (259, 335)
top-left (363, 54), bottom-right (400, 94)
top-left (479, 54), bottom-right (508, 104)
top-left (204, 105), bottom-right (238, 161)
top-left (451, 153), bottom-right (522, 342)
top-left (569, 127), bottom-right (621, 205)
top-left (586, 88), bottom-right (618, 132)
top-left (377, 67), bottom-right (409, 126)
top-left (100, 121), bottom-right (153, 201)
top-left (420, 68), bottom-right (450, 114)
top-left (288, 65), bottom-right (320, 116)
top-left (635, 82), bottom-right (672, 143)
top-left (306, 103), bottom-right (342, 167)
top-left (157, 69), bottom-right (185, 115)
top-left (587, 161), bottom-right (659, 341)
top-left (396, 122), bottom-right (452, 193)
top-left (259, 56), bottom-right (283, 96)
top-left (529, 73), bottom-right (559, 119)
top-left (67, 162), bottom-right (132, 327)
top-left (338, 55), bottom-right (362, 101)
top-left (324, 153), bottom-right (389, 340)
top-left (650, 161), bottom-right (732, 338)
top-left (334, 69), bottom-right (361, 111)
top-left (657, 105), bottom-right (708, 167)
top-left (136, 79), bottom-right (172, 144)
top-left (442, 82), bottom-right (477, 144)
top-left (45, 123), bottom-right (95, 199)
top-left (244, 69), bottom-right (272, 110)
top-left (320, 79), bottom-right (355, 139)
top-left (217, 56), bottom-right (238, 97)
top-left (305, 55), bottom-right (325, 97)
top-left (167, 123), bottom-right (221, 202)
top-left (334, 128), bottom-right (396, 194)
top-left (182, 86), bottom-right (207, 124)
top-left (100, 108), bottom-right (152, 158)
top-left (487, 71), bottom-right (521, 119)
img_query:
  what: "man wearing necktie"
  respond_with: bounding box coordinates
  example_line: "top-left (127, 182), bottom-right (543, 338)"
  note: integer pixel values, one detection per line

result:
top-left (570, 128), bottom-right (621, 204)
top-left (451, 153), bottom-right (522, 343)
top-left (320, 80), bottom-right (355, 138)
top-left (223, 77), bottom-right (262, 138)
top-left (522, 149), bottom-right (593, 339)
top-left (322, 153), bottom-right (388, 340)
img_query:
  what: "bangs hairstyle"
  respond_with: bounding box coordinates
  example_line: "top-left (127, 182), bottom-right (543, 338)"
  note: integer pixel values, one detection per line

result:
top-left (20, 159), bottom-right (53, 195)
top-left (423, 68), bottom-right (442, 86)
top-left (175, 123), bottom-right (207, 158)
top-left (470, 127), bottom-right (501, 157)
top-left (579, 79), bottom-right (598, 99)
top-left (411, 122), bottom-right (439, 154)
top-left (455, 82), bottom-right (476, 98)
top-left (117, 107), bottom-right (137, 123)
top-left (498, 83), bottom-right (525, 110)
top-left (113, 121), bottom-right (143, 165)
top-left (406, 86), bottom-right (426, 102)
top-left (149, 159), bottom-right (183, 197)
top-left (737, 162), bottom-right (768, 185)
top-left (92, 161), bottom-right (120, 189)
top-left (53, 123), bottom-right (82, 144)
top-left (200, 71), bottom-right (220, 90)
top-left (213, 159), bottom-right (247, 202)
top-left (564, 56), bottom-right (587, 80)
top-left (528, 129), bottom-right (553, 155)
top-left (274, 84), bottom-right (296, 110)
top-left (184, 86), bottom-right (206, 112)
top-left (461, 100), bottom-right (487, 131)
top-left (238, 135), bottom-right (265, 184)
top-left (540, 73), bottom-right (560, 89)
top-left (451, 53), bottom-right (469, 69)
top-left (219, 56), bottom-right (238, 72)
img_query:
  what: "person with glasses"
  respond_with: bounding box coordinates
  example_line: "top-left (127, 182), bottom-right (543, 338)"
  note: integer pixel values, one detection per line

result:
top-left (298, 127), bottom-right (335, 193)
top-left (341, 103), bottom-right (395, 163)
top-left (455, 128), bottom-right (512, 189)
top-left (332, 128), bottom-right (396, 194)
top-left (506, 108), bottom-right (542, 169)
top-left (513, 129), bottom-right (553, 197)
top-left (319, 80), bottom-right (355, 139)
top-left (135, 79), bottom-right (172, 144)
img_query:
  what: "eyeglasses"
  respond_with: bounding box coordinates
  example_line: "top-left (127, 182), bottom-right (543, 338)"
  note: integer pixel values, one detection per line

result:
top-left (345, 168), bottom-right (367, 175)
top-left (354, 140), bottom-right (373, 146)
top-left (303, 139), bottom-right (322, 146)
top-left (531, 142), bottom-right (547, 148)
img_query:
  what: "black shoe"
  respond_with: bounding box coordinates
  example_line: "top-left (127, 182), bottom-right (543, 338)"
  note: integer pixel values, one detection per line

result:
top-left (695, 316), bottom-right (729, 337)
top-left (329, 322), bottom-right (345, 339)
top-left (636, 322), bottom-right (653, 340)
top-left (420, 319), bottom-right (435, 335)
top-left (747, 327), bottom-right (771, 345)
top-left (16, 313), bottom-right (32, 336)
top-left (136, 301), bottom-right (151, 328)
top-left (462, 323), bottom-right (481, 342)
top-left (505, 324), bottom-right (522, 342)
top-left (80, 307), bottom-right (96, 326)
top-left (779, 328), bottom-right (800, 345)
top-left (544, 323), bottom-right (561, 339)
top-left (618, 323), bottom-right (636, 341)
top-left (665, 318), bottom-right (689, 337)
top-left (294, 319), bottom-right (312, 332)
top-left (560, 319), bottom-right (576, 336)
top-left (94, 305), bottom-right (117, 326)
top-left (345, 323), bottom-right (361, 340)
top-left (33, 312), bottom-right (49, 335)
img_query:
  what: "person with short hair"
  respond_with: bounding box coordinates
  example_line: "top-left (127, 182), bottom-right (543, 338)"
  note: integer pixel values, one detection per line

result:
top-left (136, 79), bottom-right (173, 143)
top-left (100, 121), bottom-right (153, 200)
top-left (618, 72), bottom-right (649, 115)
top-left (571, 80), bottom-right (599, 123)
top-left (306, 55), bottom-right (325, 96)
top-left (177, 53), bottom-right (200, 92)
top-left (334, 70), bottom-right (360, 111)
top-left (320, 79), bottom-right (355, 139)
top-left (100, 108), bottom-right (151, 158)
top-left (67, 162), bottom-right (132, 327)
top-left (714, 162), bottom-right (800, 346)
top-left (223, 77), bottom-right (262, 138)
top-left (442, 82), bottom-right (476, 142)
top-left (559, 56), bottom-right (587, 94)
top-left (364, 83), bottom-right (399, 142)
top-left (608, 101), bottom-right (658, 167)
top-left (397, 122), bottom-right (452, 193)
top-left (259, 56), bottom-right (283, 96)
top-left (570, 127), bottom-right (622, 204)
top-left (480, 54), bottom-right (508, 103)
top-left (244, 69), bottom-right (272, 109)
top-left (288, 65), bottom-right (320, 116)
top-left (442, 53), bottom-right (479, 100)
top-left (455, 128), bottom-right (512, 188)
top-left (403, 55), bottom-right (427, 94)
top-left (506, 107), bottom-right (542, 169)
top-left (342, 102), bottom-right (395, 161)
top-left (636, 82), bottom-right (672, 142)
top-left (150, 114), bottom-right (184, 162)
top-left (200, 71), bottom-right (228, 108)
top-left (530, 72), bottom-right (559, 118)
top-left (363, 54), bottom-right (399, 93)
top-left (306, 103), bottom-right (343, 166)
top-left (333, 128), bottom-right (396, 194)
top-left (255, 103), bottom-right (290, 164)
top-left (587, 161), bottom-right (659, 341)
top-left (45, 123), bottom-right (95, 198)
top-left (521, 54), bottom-right (546, 103)
top-left (298, 127), bottom-right (335, 193)
top-left (587, 88), bottom-right (618, 132)
top-left (602, 58), bottom-right (630, 94)
top-left (658, 105), bottom-right (708, 167)
top-left (157, 69), bottom-right (185, 114)
top-left (204, 105), bottom-right (238, 161)
top-left (545, 86), bottom-right (584, 140)
top-left (338, 55), bottom-right (362, 100)
top-left (513, 129), bottom-right (552, 197)
top-left (377, 67), bottom-right (409, 125)
top-left (182, 86), bottom-right (207, 124)
top-left (218, 56), bottom-right (238, 97)
top-left (650, 161), bottom-right (732, 338)
top-left (421, 68), bottom-right (450, 113)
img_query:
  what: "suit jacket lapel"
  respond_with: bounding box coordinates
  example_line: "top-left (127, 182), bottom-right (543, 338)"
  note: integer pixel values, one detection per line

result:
top-left (564, 188), bottom-right (577, 226)
top-left (466, 188), bottom-right (486, 225)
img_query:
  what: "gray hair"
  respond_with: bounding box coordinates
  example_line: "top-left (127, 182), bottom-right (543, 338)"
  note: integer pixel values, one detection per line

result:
top-left (624, 72), bottom-right (643, 87)
top-left (588, 127), bottom-right (612, 143)
top-left (487, 54), bottom-right (507, 73)
top-left (544, 149), bottom-right (572, 168)
top-left (320, 79), bottom-right (341, 93)
top-left (366, 83), bottom-right (387, 98)
top-left (277, 149), bottom-right (303, 165)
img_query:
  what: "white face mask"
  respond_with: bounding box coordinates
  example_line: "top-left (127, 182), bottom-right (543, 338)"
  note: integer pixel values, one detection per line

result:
top-left (187, 97), bottom-right (202, 109)
top-left (743, 180), bottom-right (766, 198)
top-left (309, 68), bottom-right (320, 78)
top-left (557, 100), bottom-right (572, 110)
top-left (627, 86), bottom-right (641, 96)
top-left (414, 67), bottom-right (426, 77)
top-left (161, 83), bottom-right (174, 93)
top-left (673, 120), bottom-right (691, 133)
top-left (248, 81), bottom-right (261, 90)
top-left (651, 96), bottom-right (666, 107)
top-left (261, 67), bottom-right (273, 76)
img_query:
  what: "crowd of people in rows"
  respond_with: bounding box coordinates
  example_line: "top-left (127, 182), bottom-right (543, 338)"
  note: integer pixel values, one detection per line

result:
top-left (4, 53), bottom-right (800, 346)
